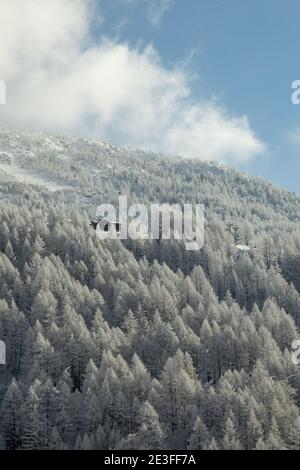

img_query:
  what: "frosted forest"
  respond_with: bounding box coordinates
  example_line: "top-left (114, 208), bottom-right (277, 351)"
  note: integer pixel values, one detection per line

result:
top-left (0, 129), bottom-right (300, 450)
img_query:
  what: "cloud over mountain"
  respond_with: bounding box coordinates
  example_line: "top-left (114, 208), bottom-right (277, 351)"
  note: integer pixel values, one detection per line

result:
top-left (0, 0), bottom-right (265, 163)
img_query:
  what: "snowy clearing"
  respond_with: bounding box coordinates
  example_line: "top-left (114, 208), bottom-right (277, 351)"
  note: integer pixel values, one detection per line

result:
top-left (0, 163), bottom-right (72, 192)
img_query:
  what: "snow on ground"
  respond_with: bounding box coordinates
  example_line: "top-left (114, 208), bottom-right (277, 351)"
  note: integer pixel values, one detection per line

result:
top-left (0, 163), bottom-right (72, 192)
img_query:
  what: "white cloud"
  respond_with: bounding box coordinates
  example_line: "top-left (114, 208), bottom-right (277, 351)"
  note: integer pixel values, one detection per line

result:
top-left (146, 0), bottom-right (174, 27)
top-left (288, 128), bottom-right (300, 145)
top-left (0, 0), bottom-right (265, 164)
top-left (111, 0), bottom-right (173, 28)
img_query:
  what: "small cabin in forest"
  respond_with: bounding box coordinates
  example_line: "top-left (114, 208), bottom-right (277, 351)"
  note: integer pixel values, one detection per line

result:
top-left (233, 244), bottom-right (251, 260)
top-left (90, 216), bottom-right (122, 233)
top-left (235, 244), bottom-right (250, 253)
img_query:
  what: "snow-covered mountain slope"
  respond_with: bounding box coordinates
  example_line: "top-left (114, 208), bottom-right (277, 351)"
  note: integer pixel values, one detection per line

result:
top-left (0, 127), bottom-right (299, 216)
top-left (1, 127), bottom-right (300, 285)
top-left (0, 128), bottom-right (300, 451)
top-left (0, 128), bottom-right (157, 196)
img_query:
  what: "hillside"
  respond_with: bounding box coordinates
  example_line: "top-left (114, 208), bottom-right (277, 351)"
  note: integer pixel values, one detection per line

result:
top-left (0, 128), bottom-right (300, 450)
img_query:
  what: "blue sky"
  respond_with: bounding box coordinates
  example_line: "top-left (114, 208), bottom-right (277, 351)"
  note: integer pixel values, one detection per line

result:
top-left (1, 0), bottom-right (300, 193)
top-left (96, 0), bottom-right (300, 193)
